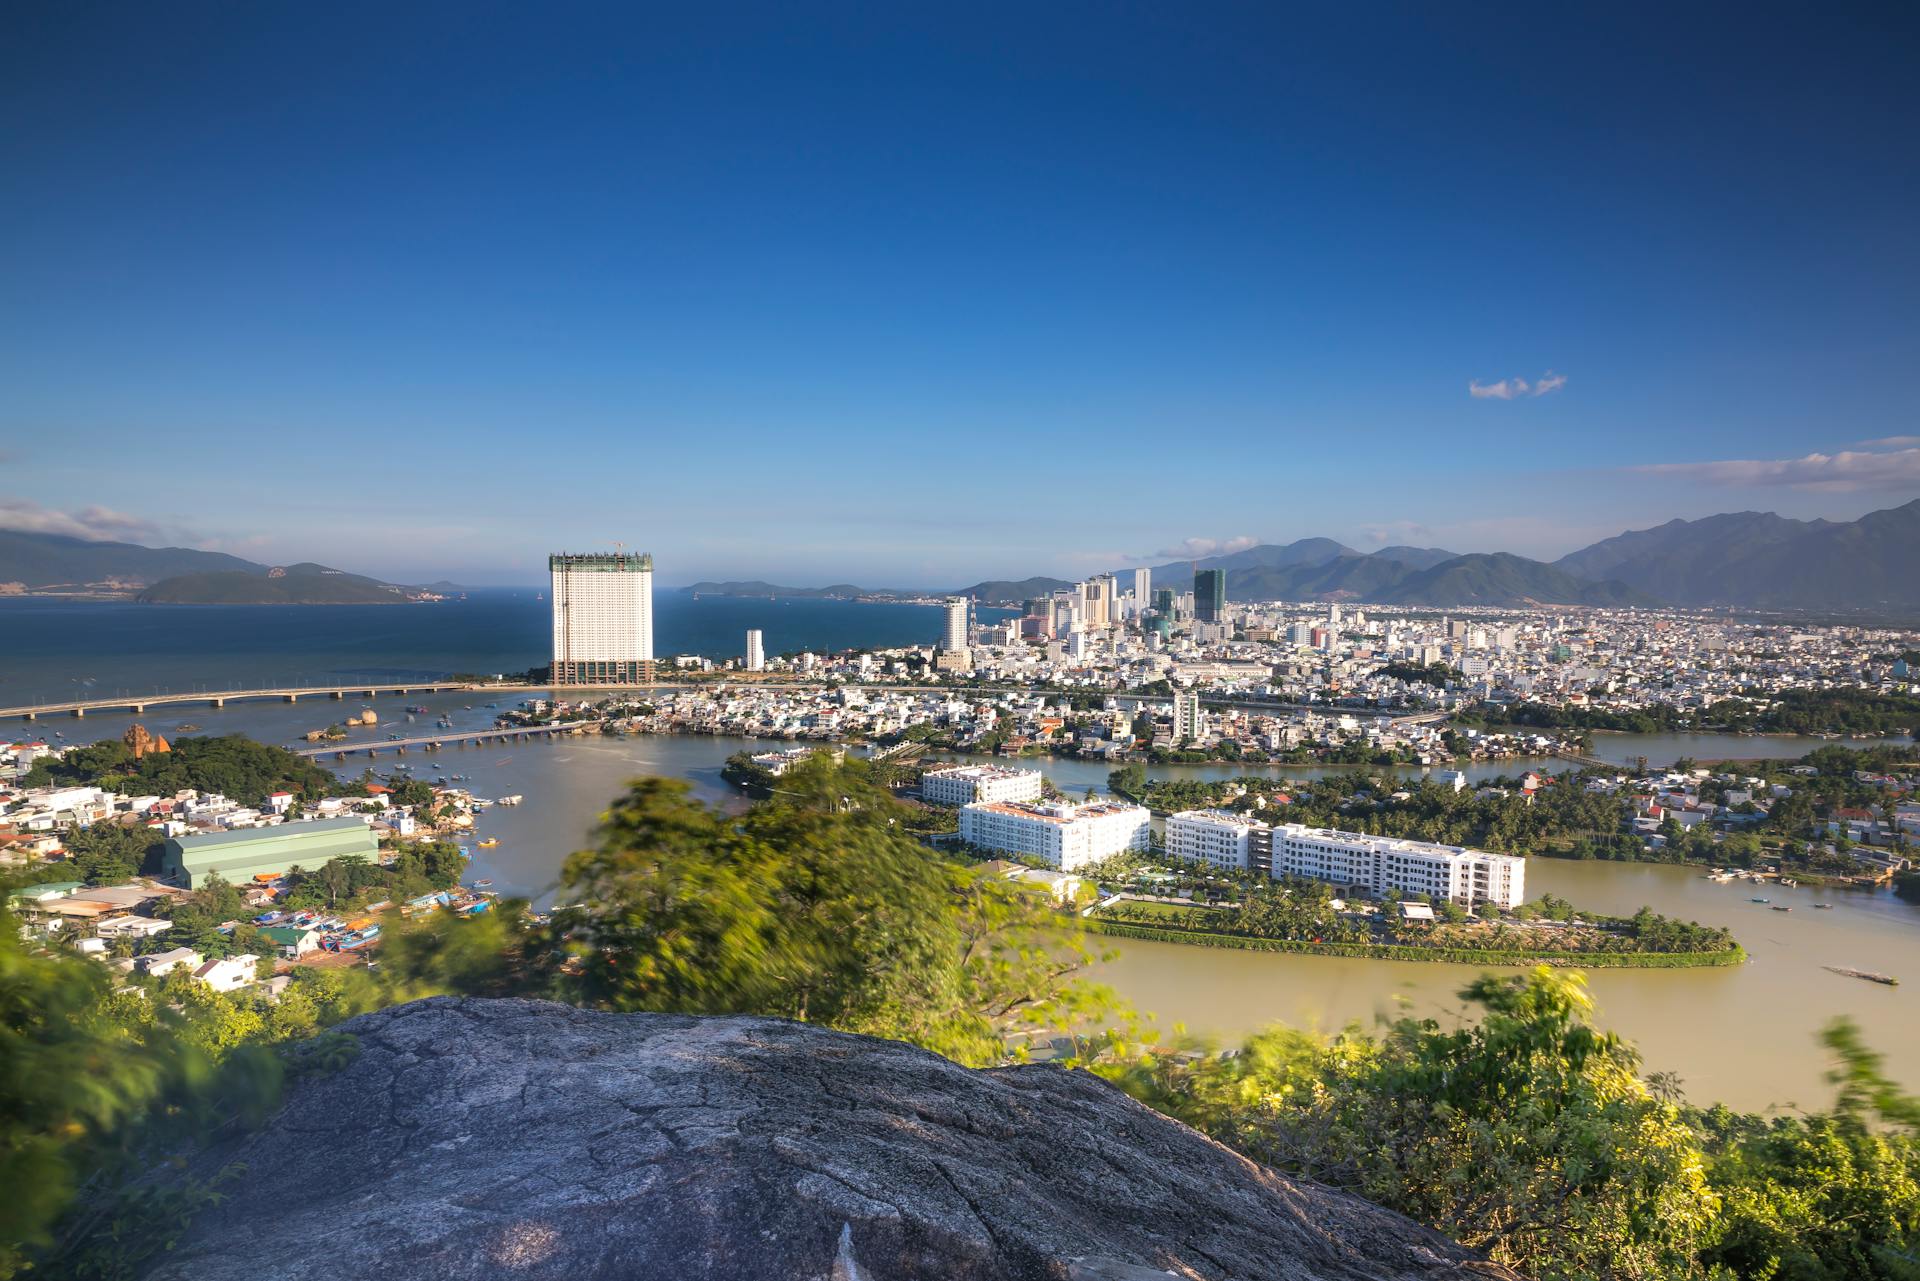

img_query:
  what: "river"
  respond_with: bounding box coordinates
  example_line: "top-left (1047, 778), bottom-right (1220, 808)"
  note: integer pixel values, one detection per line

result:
top-left (12, 673), bottom-right (1918, 1114)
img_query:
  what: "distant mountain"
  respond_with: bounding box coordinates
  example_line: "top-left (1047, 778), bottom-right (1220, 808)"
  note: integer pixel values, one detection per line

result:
top-left (0, 530), bottom-right (263, 589)
top-left (683, 581), bottom-right (901, 600)
top-left (139, 563), bottom-right (420, 605)
top-left (1368, 545), bottom-right (1460, 571)
top-left (1163, 550), bottom-right (1649, 608)
top-left (1134, 538), bottom-right (1358, 593)
top-left (1556, 501), bottom-right (1918, 609)
top-left (950, 576), bottom-right (1075, 605)
top-left (1368, 553), bottom-right (1652, 607)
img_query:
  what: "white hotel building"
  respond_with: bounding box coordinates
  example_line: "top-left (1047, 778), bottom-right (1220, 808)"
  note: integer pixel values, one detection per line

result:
top-left (1164, 809), bottom-right (1266, 873)
top-left (959, 799), bottom-right (1151, 871)
top-left (1164, 811), bottom-right (1525, 908)
top-left (550, 552), bottom-right (655, 686)
top-left (1269, 823), bottom-right (1525, 908)
top-left (920, 764), bottom-right (1044, 807)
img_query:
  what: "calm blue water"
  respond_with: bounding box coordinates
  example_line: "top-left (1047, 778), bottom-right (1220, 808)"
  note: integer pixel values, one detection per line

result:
top-left (0, 592), bottom-right (1014, 704)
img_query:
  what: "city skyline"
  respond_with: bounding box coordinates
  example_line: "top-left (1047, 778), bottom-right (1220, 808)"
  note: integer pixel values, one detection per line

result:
top-left (4, 6), bottom-right (1917, 585)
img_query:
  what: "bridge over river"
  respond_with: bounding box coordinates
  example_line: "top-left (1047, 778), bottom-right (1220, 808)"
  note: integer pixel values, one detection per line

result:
top-left (0, 682), bottom-right (545, 721)
top-left (292, 720), bottom-right (611, 759)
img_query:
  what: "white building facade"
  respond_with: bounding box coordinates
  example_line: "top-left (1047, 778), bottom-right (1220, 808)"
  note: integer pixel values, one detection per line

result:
top-left (1171, 691), bottom-right (1206, 743)
top-left (920, 764), bottom-right (1045, 807)
top-left (959, 799), bottom-right (1151, 871)
top-left (942, 597), bottom-right (970, 652)
top-left (1165, 809), bottom-right (1264, 872)
top-left (1270, 823), bottom-right (1525, 908)
top-left (745, 629), bottom-right (765, 672)
top-left (550, 552), bottom-right (654, 685)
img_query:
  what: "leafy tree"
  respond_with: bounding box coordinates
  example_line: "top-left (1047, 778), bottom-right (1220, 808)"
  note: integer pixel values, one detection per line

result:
top-left (556, 758), bottom-right (1117, 1065)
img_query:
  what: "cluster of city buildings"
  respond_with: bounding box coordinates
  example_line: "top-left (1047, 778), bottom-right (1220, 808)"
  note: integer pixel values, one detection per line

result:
top-left (542, 549), bottom-right (1916, 748)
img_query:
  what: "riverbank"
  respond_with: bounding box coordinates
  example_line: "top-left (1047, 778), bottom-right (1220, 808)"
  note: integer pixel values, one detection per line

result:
top-left (1084, 918), bottom-right (1749, 968)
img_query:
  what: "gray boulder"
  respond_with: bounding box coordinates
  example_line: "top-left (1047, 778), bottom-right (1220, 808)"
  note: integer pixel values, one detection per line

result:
top-left (147, 997), bottom-right (1515, 1281)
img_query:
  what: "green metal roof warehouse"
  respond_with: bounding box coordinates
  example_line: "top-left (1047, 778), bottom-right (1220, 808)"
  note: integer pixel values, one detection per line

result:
top-left (162, 818), bottom-right (378, 889)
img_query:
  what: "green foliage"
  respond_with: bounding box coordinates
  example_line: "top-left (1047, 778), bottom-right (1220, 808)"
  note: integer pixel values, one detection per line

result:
top-left (556, 757), bottom-right (1121, 1065)
top-left (60, 825), bottom-right (163, 885)
top-left (1374, 660), bottom-right (1462, 688)
top-left (1470, 688), bottom-right (1920, 737)
top-left (25, 735), bottom-right (355, 808)
top-left (718, 750), bottom-right (779, 793)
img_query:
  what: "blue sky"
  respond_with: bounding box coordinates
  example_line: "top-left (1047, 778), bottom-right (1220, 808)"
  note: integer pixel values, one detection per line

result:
top-left (3, 3), bottom-right (1917, 586)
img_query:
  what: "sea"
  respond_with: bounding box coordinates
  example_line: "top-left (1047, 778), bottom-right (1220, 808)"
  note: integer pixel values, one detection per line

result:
top-left (0, 591), bottom-right (1014, 705)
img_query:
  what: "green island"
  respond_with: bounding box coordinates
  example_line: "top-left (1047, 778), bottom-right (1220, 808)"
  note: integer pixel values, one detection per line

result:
top-left (7, 751), bottom-right (1920, 1281)
top-left (1108, 742), bottom-right (1917, 887)
top-left (1070, 852), bottom-right (1742, 967)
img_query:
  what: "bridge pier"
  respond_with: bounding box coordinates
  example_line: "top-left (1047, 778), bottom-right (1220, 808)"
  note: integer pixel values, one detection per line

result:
top-left (211, 698), bottom-right (225, 708)
top-left (72, 707), bottom-right (84, 718)
top-left (285, 694), bottom-right (298, 703)
top-left (22, 711), bottom-right (33, 721)
top-left (331, 691), bottom-right (344, 700)
top-left (129, 704), bottom-right (143, 713)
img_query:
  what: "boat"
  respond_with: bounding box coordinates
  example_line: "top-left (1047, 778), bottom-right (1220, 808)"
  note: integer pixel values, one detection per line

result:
top-left (498, 795), bottom-right (523, 806)
top-left (474, 879), bottom-right (493, 888)
top-left (478, 837), bottom-right (500, 848)
top-left (1825, 966), bottom-right (1898, 986)
top-left (1772, 905), bottom-right (1793, 912)
top-left (328, 926), bottom-right (381, 953)
top-left (405, 704), bottom-right (430, 714)
top-left (1813, 903), bottom-right (1834, 909)
top-left (1750, 897), bottom-right (1770, 904)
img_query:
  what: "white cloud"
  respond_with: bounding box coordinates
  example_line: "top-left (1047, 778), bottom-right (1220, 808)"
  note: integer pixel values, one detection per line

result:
top-left (0, 498), bottom-right (174, 543)
top-left (1635, 446), bottom-right (1920, 492)
top-left (1470, 371), bottom-right (1566, 400)
top-left (1144, 535), bottom-right (1258, 561)
top-left (1856, 435), bottom-right (1920, 449)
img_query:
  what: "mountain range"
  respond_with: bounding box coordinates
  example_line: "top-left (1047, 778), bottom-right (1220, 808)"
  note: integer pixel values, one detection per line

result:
top-left (1550, 500), bottom-right (1919, 609)
top-left (689, 500), bottom-right (1916, 611)
top-left (0, 531), bottom-right (428, 604)
top-left (6, 499), bottom-right (1914, 611)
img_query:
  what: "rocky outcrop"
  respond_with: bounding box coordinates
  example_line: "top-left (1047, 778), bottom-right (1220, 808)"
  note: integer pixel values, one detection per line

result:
top-left (147, 998), bottom-right (1516, 1281)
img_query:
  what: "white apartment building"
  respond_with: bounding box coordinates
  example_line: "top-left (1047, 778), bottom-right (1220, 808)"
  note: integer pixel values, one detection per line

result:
top-left (1171, 691), bottom-right (1206, 743)
top-left (1132, 568), bottom-right (1151, 618)
top-left (550, 552), bottom-right (654, 685)
top-left (942, 597), bottom-right (970, 652)
top-left (745, 629), bottom-right (765, 672)
top-left (920, 763), bottom-right (1045, 807)
top-left (959, 798), bottom-right (1151, 871)
top-left (1270, 823), bottom-right (1525, 908)
top-left (1165, 809), bottom-right (1265, 872)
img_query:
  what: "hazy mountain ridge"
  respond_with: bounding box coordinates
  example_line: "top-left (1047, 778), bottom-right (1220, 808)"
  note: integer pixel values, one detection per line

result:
top-left (138, 563), bottom-right (421, 605)
top-left (0, 530), bottom-right (265, 589)
top-left (1553, 501), bottom-right (1917, 608)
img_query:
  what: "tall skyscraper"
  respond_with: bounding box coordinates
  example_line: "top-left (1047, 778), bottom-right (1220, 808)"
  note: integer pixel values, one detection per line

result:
top-left (550, 552), bottom-right (653, 685)
top-left (1194, 568), bottom-right (1226, 623)
top-left (745, 629), bottom-right (765, 672)
top-left (1081, 576), bottom-right (1113, 628)
top-left (942, 597), bottom-right (970, 652)
top-left (1132, 568), bottom-right (1151, 618)
top-left (1153, 587), bottom-right (1175, 616)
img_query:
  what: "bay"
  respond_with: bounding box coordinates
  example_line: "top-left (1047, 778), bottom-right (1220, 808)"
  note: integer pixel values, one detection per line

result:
top-left (0, 591), bottom-right (1011, 706)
